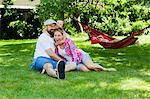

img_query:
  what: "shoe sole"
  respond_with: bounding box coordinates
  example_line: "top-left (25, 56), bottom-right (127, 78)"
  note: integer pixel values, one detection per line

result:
top-left (57, 61), bottom-right (65, 79)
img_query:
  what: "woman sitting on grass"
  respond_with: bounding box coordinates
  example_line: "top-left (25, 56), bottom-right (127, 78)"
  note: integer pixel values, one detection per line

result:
top-left (53, 28), bottom-right (116, 72)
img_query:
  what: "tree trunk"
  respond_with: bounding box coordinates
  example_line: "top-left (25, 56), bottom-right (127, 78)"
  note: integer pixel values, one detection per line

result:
top-left (82, 14), bottom-right (91, 40)
top-left (72, 16), bottom-right (84, 33)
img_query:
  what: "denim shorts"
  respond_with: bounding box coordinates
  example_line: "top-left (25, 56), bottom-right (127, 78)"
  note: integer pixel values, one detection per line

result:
top-left (76, 50), bottom-right (91, 70)
top-left (31, 56), bottom-right (57, 71)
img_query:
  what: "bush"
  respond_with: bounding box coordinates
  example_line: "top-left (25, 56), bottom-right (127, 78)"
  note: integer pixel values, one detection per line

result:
top-left (1, 9), bottom-right (42, 39)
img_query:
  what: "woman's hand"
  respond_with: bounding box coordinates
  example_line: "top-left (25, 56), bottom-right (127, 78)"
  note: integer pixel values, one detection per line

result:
top-left (54, 42), bottom-right (58, 46)
top-left (55, 39), bottom-right (62, 46)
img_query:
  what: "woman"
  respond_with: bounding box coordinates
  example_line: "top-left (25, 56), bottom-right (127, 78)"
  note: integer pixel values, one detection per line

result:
top-left (53, 28), bottom-right (116, 72)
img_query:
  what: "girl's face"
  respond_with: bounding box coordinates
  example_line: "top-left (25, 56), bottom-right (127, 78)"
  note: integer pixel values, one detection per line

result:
top-left (54, 31), bottom-right (63, 44)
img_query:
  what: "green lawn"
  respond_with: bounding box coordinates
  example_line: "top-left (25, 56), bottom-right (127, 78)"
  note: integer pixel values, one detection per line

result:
top-left (0, 34), bottom-right (150, 99)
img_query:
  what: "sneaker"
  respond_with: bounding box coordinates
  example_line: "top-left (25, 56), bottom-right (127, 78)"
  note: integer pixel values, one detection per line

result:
top-left (56, 60), bottom-right (65, 79)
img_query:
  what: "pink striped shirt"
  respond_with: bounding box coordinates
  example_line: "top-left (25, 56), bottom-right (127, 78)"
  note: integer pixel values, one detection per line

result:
top-left (55, 38), bottom-right (82, 64)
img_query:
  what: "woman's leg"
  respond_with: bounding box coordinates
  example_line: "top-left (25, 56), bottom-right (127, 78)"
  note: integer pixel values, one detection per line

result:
top-left (77, 64), bottom-right (90, 72)
top-left (81, 50), bottom-right (105, 70)
top-left (84, 60), bottom-right (116, 71)
top-left (81, 51), bottom-right (116, 71)
top-left (65, 62), bottom-right (76, 72)
top-left (83, 59), bottom-right (105, 70)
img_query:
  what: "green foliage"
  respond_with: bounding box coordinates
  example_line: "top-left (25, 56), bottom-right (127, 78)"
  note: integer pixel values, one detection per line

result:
top-left (1, 10), bottom-right (42, 39)
top-left (9, 20), bottom-right (26, 37)
top-left (2, 0), bottom-right (13, 6)
top-left (37, 0), bottom-right (150, 36)
top-left (1, 11), bottom-right (42, 39)
top-left (37, 0), bottom-right (74, 22)
top-left (64, 22), bottom-right (77, 35)
top-left (86, 0), bottom-right (150, 35)
top-left (1, 0), bottom-right (150, 39)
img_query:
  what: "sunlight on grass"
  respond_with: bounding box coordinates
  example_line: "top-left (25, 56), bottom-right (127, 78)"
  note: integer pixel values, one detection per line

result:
top-left (19, 49), bottom-right (30, 52)
top-left (0, 35), bottom-right (150, 98)
top-left (99, 82), bottom-right (108, 88)
top-left (0, 39), bottom-right (37, 46)
top-left (119, 78), bottom-right (150, 91)
top-left (73, 82), bottom-right (96, 91)
top-left (139, 70), bottom-right (150, 76)
top-left (117, 52), bottom-right (126, 55)
top-left (0, 53), bottom-right (12, 56)
top-left (0, 58), bottom-right (3, 63)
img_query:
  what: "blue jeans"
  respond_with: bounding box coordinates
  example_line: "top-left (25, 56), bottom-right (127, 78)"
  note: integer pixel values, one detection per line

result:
top-left (31, 56), bottom-right (57, 71)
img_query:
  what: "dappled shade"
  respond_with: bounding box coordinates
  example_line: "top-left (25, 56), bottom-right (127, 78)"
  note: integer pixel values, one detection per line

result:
top-left (0, 38), bottom-right (150, 98)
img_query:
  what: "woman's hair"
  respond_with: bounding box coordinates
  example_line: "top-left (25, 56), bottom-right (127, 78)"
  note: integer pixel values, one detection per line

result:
top-left (51, 28), bottom-right (64, 37)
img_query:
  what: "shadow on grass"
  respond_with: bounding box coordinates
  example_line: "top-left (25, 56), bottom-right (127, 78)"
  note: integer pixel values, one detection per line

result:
top-left (0, 42), bottom-right (36, 55)
top-left (79, 43), bottom-right (150, 83)
top-left (0, 40), bottom-right (150, 98)
top-left (82, 44), bottom-right (150, 69)
top-left (0, 42), bottom-right (36, 69)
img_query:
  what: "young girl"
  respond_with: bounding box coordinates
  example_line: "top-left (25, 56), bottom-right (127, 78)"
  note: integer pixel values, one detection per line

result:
top-left (53, 28), bottom-right (116, 72)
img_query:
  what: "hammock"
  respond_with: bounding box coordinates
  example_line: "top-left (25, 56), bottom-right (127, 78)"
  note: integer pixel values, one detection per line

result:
top-left (81, 23), bottom-right (150, 49)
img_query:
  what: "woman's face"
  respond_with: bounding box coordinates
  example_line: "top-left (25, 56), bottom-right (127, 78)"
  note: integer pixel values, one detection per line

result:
top-left (54, 31), bottom-right (63, 44)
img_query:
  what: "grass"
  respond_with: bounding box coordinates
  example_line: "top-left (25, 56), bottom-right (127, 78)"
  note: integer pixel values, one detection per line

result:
top-left (0, 34), bottom-right (150, 99)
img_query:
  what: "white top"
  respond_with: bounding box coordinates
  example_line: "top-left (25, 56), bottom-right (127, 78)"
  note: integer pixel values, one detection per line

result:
top-left (34, 32), bottom-right (55, 59)
top-left (58, 46), bottom-right (72, 62)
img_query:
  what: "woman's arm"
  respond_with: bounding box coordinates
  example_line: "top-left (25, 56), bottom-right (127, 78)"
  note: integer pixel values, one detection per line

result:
top-left (65, 38), bottom-right (80, 63)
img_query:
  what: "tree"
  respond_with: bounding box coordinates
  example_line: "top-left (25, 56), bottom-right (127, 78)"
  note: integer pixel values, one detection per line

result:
top-left (37, 0), bottom-right (150, 35)
top-left (37, 0), bottom-right (98, 33)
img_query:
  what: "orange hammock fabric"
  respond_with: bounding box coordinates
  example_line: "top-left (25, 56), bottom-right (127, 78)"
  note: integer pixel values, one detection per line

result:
top-left (81, 23), bottom-right (148, 49)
